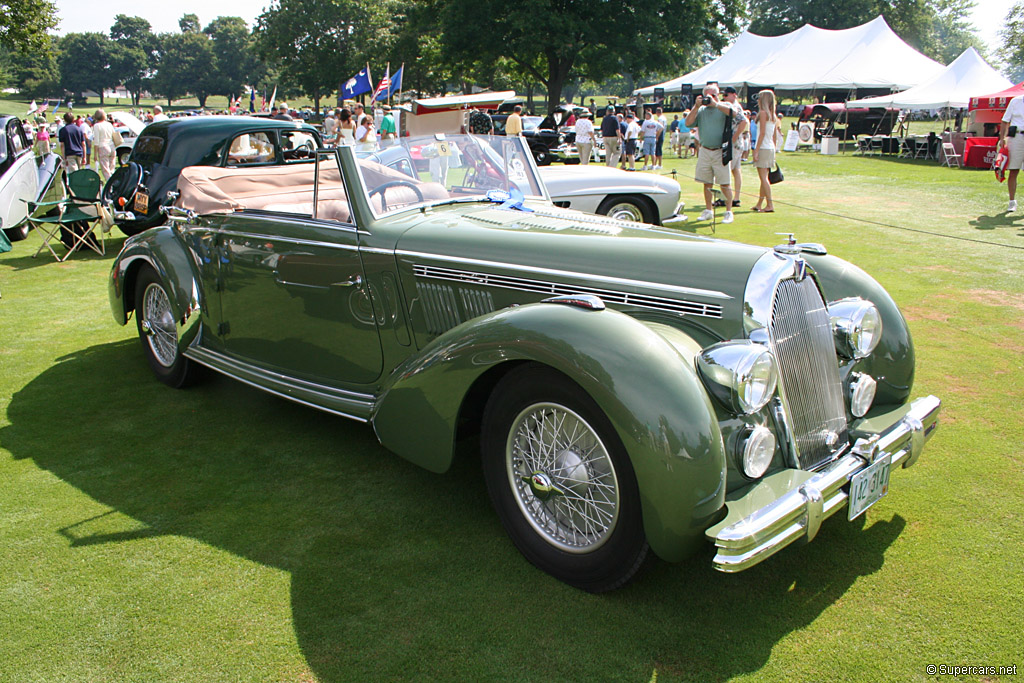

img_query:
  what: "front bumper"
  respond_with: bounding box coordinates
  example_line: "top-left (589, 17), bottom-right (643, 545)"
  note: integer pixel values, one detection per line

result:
top-left (706, 395), bottom-right (941, 572)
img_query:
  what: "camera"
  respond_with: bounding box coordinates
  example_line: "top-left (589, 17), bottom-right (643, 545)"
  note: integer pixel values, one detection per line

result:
top-left (702, 95), bottom-right (711, 106)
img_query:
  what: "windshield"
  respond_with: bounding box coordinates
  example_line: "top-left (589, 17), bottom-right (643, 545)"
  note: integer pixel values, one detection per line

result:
top-left (357, 134), bottom-right (545, 218)
top-left (522, 116), bottom-right (543, 131)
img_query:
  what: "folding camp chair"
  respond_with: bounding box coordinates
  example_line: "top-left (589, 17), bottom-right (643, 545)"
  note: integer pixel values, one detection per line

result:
top-left (28, 169), bottom-right (106, 262)
top-left (941, 142), bottom-right (962, 169)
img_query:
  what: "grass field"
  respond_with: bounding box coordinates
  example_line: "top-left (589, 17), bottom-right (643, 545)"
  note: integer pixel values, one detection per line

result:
top-left (1, 148), bottom-right (1022, 682)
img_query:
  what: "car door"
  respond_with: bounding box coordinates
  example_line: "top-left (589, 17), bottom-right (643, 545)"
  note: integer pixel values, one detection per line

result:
top-left (214, 154), bottom-right (384, 385)
top-left (0, 120), bottom-right (39, 232)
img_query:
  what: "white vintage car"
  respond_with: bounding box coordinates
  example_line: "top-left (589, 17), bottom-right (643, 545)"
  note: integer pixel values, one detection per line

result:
top-left (0, 115), bottom-right (63, 242)
top-left (365, 144), bottom-right (686, 225)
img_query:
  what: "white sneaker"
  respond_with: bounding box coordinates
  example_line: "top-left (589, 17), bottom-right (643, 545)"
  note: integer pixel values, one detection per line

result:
top-left (722, 211), bottom-right (734, 224)
top-left (699, 209), bottom-right (714, 221)
top-left (1010, 199), bottom-right (1018, 212)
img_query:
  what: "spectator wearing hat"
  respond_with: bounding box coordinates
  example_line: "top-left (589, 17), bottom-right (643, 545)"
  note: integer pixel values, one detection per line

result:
top-left (639, 109), bottom-right (663, 171)
top-left (273, 103), bottom-right (293, 121)
top-left (574, 110), bottom-right (596, 165)
top-left (379, 105), bottom-right (397, 146)
top-left (152, 105), bottom-right (168, 122)
top-left (722, 86), bottom-right (749, 207)
top-left (34, 115), bottom-right (50, 156)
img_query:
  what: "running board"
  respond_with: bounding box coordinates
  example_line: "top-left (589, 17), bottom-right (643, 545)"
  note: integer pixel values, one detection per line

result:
top-left (184, 347), bottom-right (375, 423)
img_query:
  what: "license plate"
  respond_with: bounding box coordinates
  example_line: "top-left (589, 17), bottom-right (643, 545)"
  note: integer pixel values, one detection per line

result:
top-left (848, 453), bottom-right (891, 520)
top-left (134, 192), bottom-right (149, 214)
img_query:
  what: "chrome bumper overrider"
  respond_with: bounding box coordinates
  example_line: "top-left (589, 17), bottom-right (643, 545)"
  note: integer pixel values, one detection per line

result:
top-left (709, 395), bottom-right (941, 573)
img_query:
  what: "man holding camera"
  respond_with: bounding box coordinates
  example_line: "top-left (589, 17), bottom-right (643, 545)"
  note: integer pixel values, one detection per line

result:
top-left (684, 84), bottom-right (735, 224)
top-left (999, 93), bottom-right (1024, 212)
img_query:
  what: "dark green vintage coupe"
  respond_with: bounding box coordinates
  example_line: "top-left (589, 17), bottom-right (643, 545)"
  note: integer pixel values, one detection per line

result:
top-left (109, 134), bottom-right (940, 591)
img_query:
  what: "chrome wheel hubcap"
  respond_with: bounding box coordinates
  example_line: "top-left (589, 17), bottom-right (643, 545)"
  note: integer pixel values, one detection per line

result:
top-left (606, 202), bottom-right (644, 222)
top-left (142, 282), bottom-right (178, 368)
top-left (506, 402), bottom-right (620, 553)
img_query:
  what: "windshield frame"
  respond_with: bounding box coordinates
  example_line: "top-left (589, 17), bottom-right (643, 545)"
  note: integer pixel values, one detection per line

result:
top-left (354, 134), bottom-right (549, 222)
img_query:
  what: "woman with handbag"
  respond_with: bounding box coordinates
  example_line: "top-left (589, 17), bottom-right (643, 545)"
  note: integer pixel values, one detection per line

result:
top-left (752, 90), bottom-right (781, 213)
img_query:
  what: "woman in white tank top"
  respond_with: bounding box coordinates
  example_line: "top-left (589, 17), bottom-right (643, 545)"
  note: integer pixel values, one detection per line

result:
top-left (337, 108), bottom-right (356, 146)
top-left (752, 89), bottom-right (781, 213)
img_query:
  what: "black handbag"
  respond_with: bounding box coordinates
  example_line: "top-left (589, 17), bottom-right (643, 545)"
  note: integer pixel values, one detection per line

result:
top-left (721, 115), bottom-right (734, 165)
top-left (768, 164), bottom-right (784, 184)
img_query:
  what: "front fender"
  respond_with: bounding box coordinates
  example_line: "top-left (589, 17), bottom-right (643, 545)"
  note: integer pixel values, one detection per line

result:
top-left (108, 226), bottom-right (202, 351)
top-left (372, 303), bottom-right (727, 562)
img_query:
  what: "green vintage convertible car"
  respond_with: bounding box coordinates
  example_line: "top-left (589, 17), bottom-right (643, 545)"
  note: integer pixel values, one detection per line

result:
top-left (109, 134), bottom-right (940, 591)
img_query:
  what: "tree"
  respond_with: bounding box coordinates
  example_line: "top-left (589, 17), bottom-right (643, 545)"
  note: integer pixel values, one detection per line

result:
top-left (256, 0), bottom-right (398, 112)
top-left (924, 0), bottom-right (987, 64)
top-left (59, 32), bottom-right (116, 103)
top-left (441, 0), bottom-right (742, 112)
top-left (152, 31), bottom-right (217, 107)
top-left (110, 15), bottom-right (156, 106)
top-left (1000, 1), bottom-right (1024, 81)
top-left (179, 13), bottom-right (202, 34)
top-left (205, 16), bottom-right (264, 102)
top-left (0, 0), bottom-right (58, 52)
top-left (4, 37), bottom-right (60, 99)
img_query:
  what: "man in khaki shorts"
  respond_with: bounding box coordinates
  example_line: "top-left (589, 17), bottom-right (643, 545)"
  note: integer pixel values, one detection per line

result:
top-left (1000, 93), bottom-right (1024, 212)
top-left (684, 84), bottom-right (734, 223)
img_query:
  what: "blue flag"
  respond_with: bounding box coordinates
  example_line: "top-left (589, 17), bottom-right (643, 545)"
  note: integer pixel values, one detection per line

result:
top-left (342, 65), bottom-right (373, 99)
top-left (249, 87), bottom-right (255, 113)
top-left (387, 65), bottom-right (403, 99)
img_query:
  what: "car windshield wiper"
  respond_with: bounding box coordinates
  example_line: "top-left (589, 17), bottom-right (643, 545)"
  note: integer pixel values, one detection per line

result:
top-left (424, 197), bottom-right (494, 210)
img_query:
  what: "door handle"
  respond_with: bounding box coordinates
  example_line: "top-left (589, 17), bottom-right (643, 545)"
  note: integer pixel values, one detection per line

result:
top-left (331, 275), bottom-right (363, 288)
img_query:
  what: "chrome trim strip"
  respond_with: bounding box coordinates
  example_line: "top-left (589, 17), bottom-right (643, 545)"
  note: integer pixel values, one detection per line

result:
top-left (413, 263), bottom-right (723, 319)
top-left (359, 246), bottom-right (397, 256)
top-left (710, 395), bottom-right (940, 572)
top-left (398, 250), bottom-right (730, 301)
top-left (211, 229), bottom-right (360, 251)
top-left (184, 346), bottom-right (375, 422)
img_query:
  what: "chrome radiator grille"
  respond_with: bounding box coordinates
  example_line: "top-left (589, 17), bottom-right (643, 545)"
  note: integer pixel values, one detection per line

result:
top-left (768, 277), bottom-right (848, 470)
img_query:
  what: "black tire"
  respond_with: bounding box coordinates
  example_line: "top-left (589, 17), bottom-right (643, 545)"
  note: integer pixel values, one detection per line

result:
top-left (134, 267), bottom-right (199, 388)
top-left (533, 148), bottom-right (551, 166)
top-left (4, 224), bottom-right (29, 242)
top-left (596, 195), bottom-right (654, 224)
top-left (481, 364), bottom-right (650, 592)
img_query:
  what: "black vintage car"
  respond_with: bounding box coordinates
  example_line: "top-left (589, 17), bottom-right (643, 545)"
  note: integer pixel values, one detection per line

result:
top-left (103, 116), bottom-right (322, 236)
top-left (490, 114), bottom-right (565, 165)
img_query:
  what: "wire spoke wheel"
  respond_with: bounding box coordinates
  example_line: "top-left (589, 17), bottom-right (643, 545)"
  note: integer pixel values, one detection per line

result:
top-left (507, 402), bottom-right (620, 553)
top-left (142, 282), bottom-right (179, 368)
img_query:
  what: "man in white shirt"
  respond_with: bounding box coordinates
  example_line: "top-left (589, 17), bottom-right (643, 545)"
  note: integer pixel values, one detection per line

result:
top-left (624, 114), bottom-right (641, 171)
top-left (1000, 94), bottom-right (1024, 212)
top-left (574, 110), bottom-right (596, 165)
top-left (639, 109), bottom-right (663, 171)
top-left (152, 105), bottom-right (169, 122)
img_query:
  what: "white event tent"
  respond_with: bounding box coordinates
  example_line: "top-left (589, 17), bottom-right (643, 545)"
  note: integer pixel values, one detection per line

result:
top-left (635, 16), bottom-right (944, 95)
top-left (845, 47), bottom-right (1011, 110)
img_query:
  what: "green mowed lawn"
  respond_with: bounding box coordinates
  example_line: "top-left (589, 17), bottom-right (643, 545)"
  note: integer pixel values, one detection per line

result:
top-left (1, 150), bottom-right (1021, 682)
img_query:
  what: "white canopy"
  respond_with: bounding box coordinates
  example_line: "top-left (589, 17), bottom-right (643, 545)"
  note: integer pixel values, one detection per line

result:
top-left (845, 47), bottom-right (1011, 110)
top-left (635, 16), bottom-right (944, 95)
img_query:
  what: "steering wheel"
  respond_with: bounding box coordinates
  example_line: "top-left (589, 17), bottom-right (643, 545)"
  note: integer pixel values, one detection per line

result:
top-left (368, 180), bottom-right (424, 211)
top-left (102, 162), bottom-right (143, 208)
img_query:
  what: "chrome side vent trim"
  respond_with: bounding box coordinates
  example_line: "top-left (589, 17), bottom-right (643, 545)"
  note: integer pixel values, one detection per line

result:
top-left (459, 288), bottom-right (495, 319)
top-left (412, 264), bottom-right (723, 319)
top-left (768, 277), bottom-right (849, 470)
top-left (416, 282), bottom-right (461, 335)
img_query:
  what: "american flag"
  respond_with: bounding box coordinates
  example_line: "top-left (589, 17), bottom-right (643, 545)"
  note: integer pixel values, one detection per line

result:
top-left (372, 67), bottom-right (390, 102)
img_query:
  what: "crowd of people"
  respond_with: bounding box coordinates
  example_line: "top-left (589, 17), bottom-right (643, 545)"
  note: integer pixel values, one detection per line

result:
top-left (23, 109), bottom-right (125, 181)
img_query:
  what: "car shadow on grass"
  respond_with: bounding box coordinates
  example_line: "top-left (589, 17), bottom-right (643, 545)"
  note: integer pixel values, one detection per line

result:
top-left (969, 211), bottom-right (1024, 231)
top-left (4, 340), bottom-right (904, 682)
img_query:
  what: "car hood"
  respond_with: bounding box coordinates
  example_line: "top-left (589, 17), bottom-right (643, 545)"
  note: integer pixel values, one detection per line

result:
top-left (539, 165), bottom-right (678, 197)
top-left (393, 202), bottom-right (765, 335)
top-left (109, 111), bottom-right (146, 136)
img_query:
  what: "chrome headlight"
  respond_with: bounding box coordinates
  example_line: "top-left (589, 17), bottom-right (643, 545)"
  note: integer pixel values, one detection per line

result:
top-left (829, 298), bottom-right (882, 359)
top-left (697, 341), bottom-right (778, 415)
top-left (848, 372), bottom-right (877, 418)
top-left (739, 425), bottom-right (776, 479)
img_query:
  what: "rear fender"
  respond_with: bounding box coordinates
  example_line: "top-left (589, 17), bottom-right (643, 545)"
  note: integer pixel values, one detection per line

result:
top-left (372, 302), bottom-right (727, 561)
top-left (109, 226), bottom-right (202, 352)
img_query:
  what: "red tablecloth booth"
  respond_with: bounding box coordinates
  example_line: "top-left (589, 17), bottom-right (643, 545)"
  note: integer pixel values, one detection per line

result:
top-left (963, 137), bottom-right (998, 169)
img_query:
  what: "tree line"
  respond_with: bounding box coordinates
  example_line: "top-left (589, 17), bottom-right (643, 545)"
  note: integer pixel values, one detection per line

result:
top-left (0, 0), bottom-right (1018, 115)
